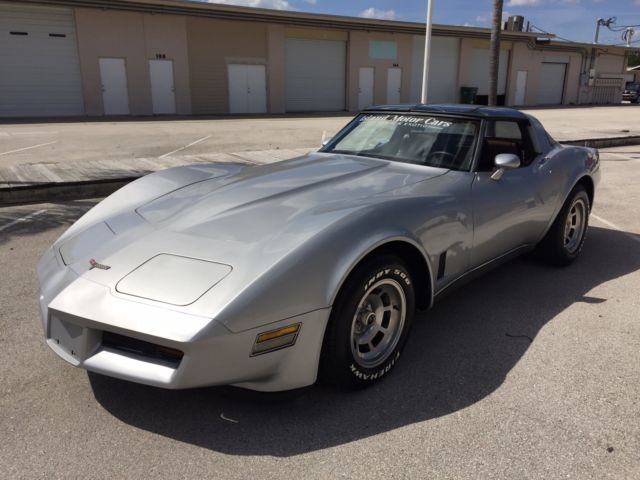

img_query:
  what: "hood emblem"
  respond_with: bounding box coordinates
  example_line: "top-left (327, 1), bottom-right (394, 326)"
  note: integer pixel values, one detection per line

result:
top-left (89, 259), bottom-right (111, 271)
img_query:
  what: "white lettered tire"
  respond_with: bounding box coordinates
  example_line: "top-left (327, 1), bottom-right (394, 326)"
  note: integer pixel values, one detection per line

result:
top-left (319, 255), bottom-right (416, 389)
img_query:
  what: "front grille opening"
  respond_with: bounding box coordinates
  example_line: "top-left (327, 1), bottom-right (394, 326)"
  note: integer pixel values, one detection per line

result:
top-left (102, 331), bottom-right (183, 367)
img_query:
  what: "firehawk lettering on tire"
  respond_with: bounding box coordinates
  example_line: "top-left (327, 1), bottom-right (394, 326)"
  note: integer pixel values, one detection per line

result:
top-left (37, 104), bottom-right (599, 392)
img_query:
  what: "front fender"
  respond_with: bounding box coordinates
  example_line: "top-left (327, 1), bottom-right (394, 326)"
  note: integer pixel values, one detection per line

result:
top-left (213, 195), bottom-right (461, 334)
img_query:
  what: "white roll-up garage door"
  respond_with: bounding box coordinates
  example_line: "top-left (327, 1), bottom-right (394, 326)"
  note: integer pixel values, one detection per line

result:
top-left (411, 36), bottom-right (460, 103)
top-left (0, 3), bottom-right (84, 117)
top-left (285, 38), bottom-right (346, 112)
top-left (537, 63), bottom-right (567, 105)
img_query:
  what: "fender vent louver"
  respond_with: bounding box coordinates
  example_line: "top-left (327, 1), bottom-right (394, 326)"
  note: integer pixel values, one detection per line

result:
top-left (437, 251), bottom-right (447, 280)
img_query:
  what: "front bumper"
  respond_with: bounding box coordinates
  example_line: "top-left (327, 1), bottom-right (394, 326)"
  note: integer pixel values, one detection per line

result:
top-left (38, 250), bottom-right (331, 392)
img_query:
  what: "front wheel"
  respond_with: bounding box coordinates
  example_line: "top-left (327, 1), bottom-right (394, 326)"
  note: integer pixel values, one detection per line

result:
top-left (537, 185), bottom-right (590, 266)
top-left (319, 256), bottom-right (415, 389)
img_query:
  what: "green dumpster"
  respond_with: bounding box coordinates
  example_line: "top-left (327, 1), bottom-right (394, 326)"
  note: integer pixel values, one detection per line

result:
top-left (460, 87), bottom-right (478, 104)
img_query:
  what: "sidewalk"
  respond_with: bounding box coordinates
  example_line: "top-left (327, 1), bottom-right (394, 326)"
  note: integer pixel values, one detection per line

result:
top-left (1, 105), bottom-right (640, 205)
top-left (0, 148), bottom-right (314, 205)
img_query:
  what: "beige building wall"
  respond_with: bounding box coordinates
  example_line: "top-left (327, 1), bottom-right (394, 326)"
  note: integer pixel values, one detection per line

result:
top-left (73, 5), bottom-right (631, 115)
top-left (74, 9), bottom-right (191, 116)
top-left (505, 42), bottom-right (583, 105)
top-left (347, 32), bottom-right (414, 111)
top-left (141, 14), bottom-right (192, 115)
top-left (186, 17), bottom-right (268, 115)
top-left (595, 53), bottom-right (626, 74)
top-left (267, 24), bottom-right (286, 114)
top-left (75, 8), bottom-right (148, 115)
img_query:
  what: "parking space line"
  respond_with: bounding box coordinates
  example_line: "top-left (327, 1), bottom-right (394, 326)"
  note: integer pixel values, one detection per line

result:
top-left (591, 214), bottom-right (640, 244)
top-left (0, 141), bottom-right (58, 157)
top-left (158, 135), bottom-right (212, 159)
top-left (10, 130), bottom-right (60, 136)
top-left (0, 209), bottom-right (48, 232)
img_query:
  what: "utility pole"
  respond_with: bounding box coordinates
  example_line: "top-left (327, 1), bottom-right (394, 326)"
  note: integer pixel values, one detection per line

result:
top-left (488, 0), bottom-right (504, 106)
top-left (623, 27), bottom-right (635, 47)
top-left (420, 0), bottom-right (434, 104)
top-left (594, 17), bottom-right (616, 44)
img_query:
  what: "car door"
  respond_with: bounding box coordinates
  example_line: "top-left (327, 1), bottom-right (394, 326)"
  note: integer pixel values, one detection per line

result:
top-left (469, 120), bottom-right (550, 269)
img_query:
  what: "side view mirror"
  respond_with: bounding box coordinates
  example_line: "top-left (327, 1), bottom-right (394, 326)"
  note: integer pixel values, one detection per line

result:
top-left (491, 153), bottom-right (521, 181)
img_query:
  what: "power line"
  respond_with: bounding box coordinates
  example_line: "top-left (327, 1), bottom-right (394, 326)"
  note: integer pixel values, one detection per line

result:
top-left (608, 24), bottom-right (640, 32)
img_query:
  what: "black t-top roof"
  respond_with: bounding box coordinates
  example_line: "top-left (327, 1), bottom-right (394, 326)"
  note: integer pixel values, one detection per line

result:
top-left (364, 104), bottom-right (529, 120)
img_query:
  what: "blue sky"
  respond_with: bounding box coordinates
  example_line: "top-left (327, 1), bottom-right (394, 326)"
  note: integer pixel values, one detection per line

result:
top-left (204, 0), bottom-right (640, 45)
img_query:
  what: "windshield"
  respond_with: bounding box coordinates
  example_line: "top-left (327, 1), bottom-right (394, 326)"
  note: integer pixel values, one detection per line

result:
top-left (323, 113), bottom-right (479, 171)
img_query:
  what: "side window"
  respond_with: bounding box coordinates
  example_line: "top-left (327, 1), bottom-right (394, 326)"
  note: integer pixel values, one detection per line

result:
top-left (495, 121), bottom-right (522, 140)
top-left (477, 120), bottom-right (536, 171)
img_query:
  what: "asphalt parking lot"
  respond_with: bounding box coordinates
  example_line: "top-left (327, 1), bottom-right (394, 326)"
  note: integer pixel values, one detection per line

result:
top-left (1, 147), bottom-right (639, 479)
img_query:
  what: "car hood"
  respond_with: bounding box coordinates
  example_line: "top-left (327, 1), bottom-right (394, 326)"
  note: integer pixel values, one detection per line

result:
top-left (52, 152), bottom-right (447, 321)
top-left (135, 152), bottom-right (445, 237)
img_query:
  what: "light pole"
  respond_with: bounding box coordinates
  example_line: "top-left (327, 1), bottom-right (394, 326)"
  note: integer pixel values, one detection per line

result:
top-left (420, 0), bottom-right (434, 104)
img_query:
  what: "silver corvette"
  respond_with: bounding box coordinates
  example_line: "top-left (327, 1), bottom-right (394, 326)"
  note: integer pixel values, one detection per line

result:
top-left (37, 105), bottom-right (600, 392)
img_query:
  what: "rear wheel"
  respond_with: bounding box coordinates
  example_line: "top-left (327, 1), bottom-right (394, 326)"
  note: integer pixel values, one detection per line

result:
top-left (537, 185), bottom-right (590, 266)
top-left (320, 256), bottom-right (415, 389)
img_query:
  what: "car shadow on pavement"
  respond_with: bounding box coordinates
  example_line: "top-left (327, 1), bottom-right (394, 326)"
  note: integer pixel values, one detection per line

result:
top-left (89, 225), bottom-right (640, 457)
top-left (0, 200), bottom-right (97, 246)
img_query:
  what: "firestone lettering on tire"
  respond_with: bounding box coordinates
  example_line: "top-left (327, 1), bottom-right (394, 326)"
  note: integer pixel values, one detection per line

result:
top-left (349, 351), bottom-right (401, 380)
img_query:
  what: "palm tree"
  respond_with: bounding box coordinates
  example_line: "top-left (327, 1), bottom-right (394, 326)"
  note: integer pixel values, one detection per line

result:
top-left (489, 0), bottom-right (504, 106)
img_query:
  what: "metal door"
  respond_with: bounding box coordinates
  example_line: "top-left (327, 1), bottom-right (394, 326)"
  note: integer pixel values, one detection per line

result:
top-left (386, 68), bottom-right (402, 104)
top-left (0, 3), bottom-right (84, 117)
top-left (246, 65), bottom-right (267, 114)
top-left (358, 67), bottom-right (374, 110)
top-left (285, 38), bottom-right (346, 112)
top-left (228, 64), bottom-right (267, 114)
top-left (514, 70), bottom-right (528, 106)
top-left (99, 58), bottom-right (130, 115)
top-left (149, 59), bottom-right (176, 115)
top-left (537, 63), bottom-right (566, 105)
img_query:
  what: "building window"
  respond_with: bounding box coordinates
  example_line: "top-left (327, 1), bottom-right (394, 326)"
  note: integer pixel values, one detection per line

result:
top-left (369, 40), bottom-right (397, 60)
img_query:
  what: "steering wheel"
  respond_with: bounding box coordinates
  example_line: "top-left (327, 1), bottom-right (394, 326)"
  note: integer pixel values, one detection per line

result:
top-left (425, 151), bottom-right (456, 168)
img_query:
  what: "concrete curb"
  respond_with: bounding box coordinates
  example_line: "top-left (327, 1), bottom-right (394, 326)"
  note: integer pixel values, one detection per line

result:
top-left (562, 135), bottom-right (640, 149)
top-left (0, 178), bottom-right (136, 206)
top-left (2, 135), bottom-right (640, 206)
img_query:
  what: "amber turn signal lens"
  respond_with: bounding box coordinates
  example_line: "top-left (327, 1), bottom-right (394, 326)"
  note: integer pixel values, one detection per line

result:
top-left (252, 323), bottom-right (301, 356)
top-left (256, 324), bottom-right (300, 343)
